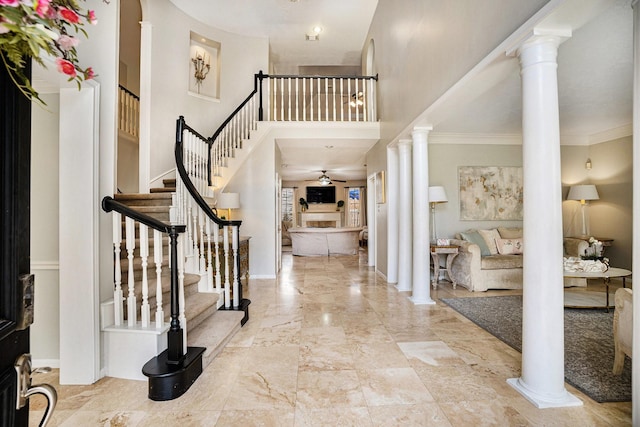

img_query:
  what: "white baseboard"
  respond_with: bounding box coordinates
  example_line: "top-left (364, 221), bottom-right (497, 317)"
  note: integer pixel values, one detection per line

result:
top-left (249, 275), bottom-right (277, 279)
top-left (32, 359), bottom-right (60, 369)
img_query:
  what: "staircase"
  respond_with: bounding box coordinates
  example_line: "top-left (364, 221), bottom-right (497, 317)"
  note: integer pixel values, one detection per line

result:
top-left (102, 179), bottom-right (244, 381)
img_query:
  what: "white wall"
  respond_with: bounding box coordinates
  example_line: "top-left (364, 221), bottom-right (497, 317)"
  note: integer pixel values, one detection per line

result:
top-left (224, 137), bottom-right (277, 279)
top-left (142, 0), bottom-right (269, 183)
top-left (362, 0), bottom-right (548, 276)
top-left (31, 94), bottom-right (61, 366)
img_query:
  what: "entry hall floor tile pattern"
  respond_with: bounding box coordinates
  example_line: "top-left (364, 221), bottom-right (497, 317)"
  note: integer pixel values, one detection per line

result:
top-left (30, 252), bottom-right (631, 426)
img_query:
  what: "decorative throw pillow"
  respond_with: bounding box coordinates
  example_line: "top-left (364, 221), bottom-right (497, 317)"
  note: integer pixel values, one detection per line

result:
top-left (478, 229), bottom-right (501, 255)
top-left (498, 227), bottom-right (523, 239)
top-left (460, 230), bottom-right (491, 256)
top-left (496, 238), bottom-right (524, 255)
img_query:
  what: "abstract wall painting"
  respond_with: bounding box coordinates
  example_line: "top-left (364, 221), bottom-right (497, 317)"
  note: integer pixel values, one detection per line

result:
top-left (458, 166), bottom-right (523, 220)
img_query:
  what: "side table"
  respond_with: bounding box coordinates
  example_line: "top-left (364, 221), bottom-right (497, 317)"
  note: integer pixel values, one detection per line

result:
top-left (430, 245), bottom-right (459, 289)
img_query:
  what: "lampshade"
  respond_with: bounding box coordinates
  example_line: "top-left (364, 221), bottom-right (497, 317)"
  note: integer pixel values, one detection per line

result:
top-left (217, 192), bottom-right (240, 209)
top-left (567, 185), bottom-right (599, 202)
top-left (428, 186), bottom-right (448, 203)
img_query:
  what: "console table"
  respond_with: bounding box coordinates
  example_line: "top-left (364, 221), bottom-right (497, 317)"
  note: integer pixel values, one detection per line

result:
top-left (216, 236), bottom-right (250, 283)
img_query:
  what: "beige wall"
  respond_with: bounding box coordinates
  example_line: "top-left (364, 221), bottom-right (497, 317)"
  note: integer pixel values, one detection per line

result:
top-left (561, 137), bottom-right (633, 269)
top-left (428, 144), bottom-right (524, 240)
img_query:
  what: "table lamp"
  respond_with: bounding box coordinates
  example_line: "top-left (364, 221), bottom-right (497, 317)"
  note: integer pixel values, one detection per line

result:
top-left (429, 186), bottom-right (448, 243)
top-left (217, 192), bottom-right (240, 220)
top-left (567, 184), bottom-right (599, 236)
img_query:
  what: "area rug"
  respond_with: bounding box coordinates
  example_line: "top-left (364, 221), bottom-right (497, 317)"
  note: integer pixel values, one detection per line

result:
top-left (441, 295), bottom-right (632, 402)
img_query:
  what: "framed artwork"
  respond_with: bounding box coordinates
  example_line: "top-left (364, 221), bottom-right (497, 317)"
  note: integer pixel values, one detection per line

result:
top-left (188, 31), bottom-right (220, 100)
top-left (458, 166), bottom-right (523, 220)
top-left (376, 171), bottom-right (385, 204)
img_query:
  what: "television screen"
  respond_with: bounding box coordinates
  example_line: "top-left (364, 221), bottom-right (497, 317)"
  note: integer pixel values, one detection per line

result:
top-left (306, 186), bottom-right (336, 204)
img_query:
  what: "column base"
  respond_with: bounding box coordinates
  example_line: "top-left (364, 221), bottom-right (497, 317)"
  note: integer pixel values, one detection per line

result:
top-left (409, 296), bottom-right (436, 305)
top-left (507, 378), bottom-right (583, 408)
top-left (395, 284), bottom-right (412, 292)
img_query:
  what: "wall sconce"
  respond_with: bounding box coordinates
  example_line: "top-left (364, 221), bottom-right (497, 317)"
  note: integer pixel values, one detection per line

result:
top-left (191, 50), bottom-right (211, 93)
top-left (585, 158), bottom-right (592, 170)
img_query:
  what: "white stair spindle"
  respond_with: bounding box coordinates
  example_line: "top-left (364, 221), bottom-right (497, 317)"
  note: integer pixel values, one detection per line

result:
top-left (154, 229), bottom-right (164, 328)
top-left (139, 223), bottom-right (150, 327)
top-left (324, 78), bottom-right (329, 121)
top-left (198, 208), bottom-right (206, 274)
top-left (317, 78), bottom-right (321, 121)
top-left (287, 77), bottom-right (292, 121)
top-left (348, 78), bottom-right (352, 122)
top-left (223, 225), bottom-right (231, 308)
top-left (309, 77), bottom-right (313, 121)
top-left (302, 77), bottom-right (306, 121)
top-left (332, 78), bottom-right (336, 121)
top-left (340, 78), bottom-right (344, 122)
top-left (295, 77), bottom-right (299, 121)
top-left (355, 78), bottom-right (360, 122)
top-left (214, 221), bottom-right (222, 292)
top-left (125, 217), bottom-right (137, 327)
top-left (279, 77), bottom-right (284, 121)
top-left (205, 218), bottom-right (214, 292)
top-left (232, 226), bottom-right (239, 308)
top-left (112, 212), bottom-right (123, 326)
top-left (178, 233), bottom-right (187, 354)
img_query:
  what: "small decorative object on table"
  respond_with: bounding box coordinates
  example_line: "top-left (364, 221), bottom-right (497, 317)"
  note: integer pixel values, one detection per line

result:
top-left (582, 237), bottom-right (605, 261)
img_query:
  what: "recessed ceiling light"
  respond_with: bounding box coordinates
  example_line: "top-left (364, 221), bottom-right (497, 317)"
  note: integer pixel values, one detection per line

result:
top-left (312, 26), bottom-right (323, 34)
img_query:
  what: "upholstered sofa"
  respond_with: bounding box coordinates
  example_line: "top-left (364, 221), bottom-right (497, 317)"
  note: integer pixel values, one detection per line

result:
top-left (289, 227), bottom-right (362, 256)
top-left (449, 227), bottom-right (589, 292)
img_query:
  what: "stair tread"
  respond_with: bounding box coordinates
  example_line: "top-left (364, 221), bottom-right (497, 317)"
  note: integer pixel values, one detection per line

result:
top-left (188, 309), bottom-right (244, 367)
top-left (115, 193), bottom-right (173, 201)
top-left (150, 187), bottom-right (176, 193)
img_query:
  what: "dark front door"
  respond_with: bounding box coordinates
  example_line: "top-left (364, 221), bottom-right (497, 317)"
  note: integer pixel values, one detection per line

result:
top-left (0, 61), bottom-right (33, 426)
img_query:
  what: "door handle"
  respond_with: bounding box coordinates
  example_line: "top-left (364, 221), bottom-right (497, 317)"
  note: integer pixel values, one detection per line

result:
top-left (14, 354), bottom-right (58, 427)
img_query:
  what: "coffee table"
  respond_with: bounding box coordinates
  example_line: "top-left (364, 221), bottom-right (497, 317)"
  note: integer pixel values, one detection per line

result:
top-left (563, 267), bottom-right (631, 311)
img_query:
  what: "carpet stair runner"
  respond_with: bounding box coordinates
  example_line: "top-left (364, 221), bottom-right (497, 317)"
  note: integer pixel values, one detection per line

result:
top-left (113, 179), bottom-right (244, 371)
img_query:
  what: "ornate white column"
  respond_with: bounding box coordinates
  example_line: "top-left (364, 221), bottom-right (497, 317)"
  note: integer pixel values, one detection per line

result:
top-left (632, 1), bottom-right (640, 422)
top-left (396, 139), bottom-right (413, 292)
top-left (507, 34), bottom-right (581, 408)
top-left (410, 127), bottom-right (435, 304)
top-left (386, 146), bottom-right (400, 284)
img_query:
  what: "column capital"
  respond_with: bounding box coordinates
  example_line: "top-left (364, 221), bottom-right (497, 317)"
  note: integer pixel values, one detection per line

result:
top-left (397, 138), bottom-right (412, 148)
top-left (507, 29), bottom-right (570, 63)
top-left (412, 125), bottom-right (433, 136)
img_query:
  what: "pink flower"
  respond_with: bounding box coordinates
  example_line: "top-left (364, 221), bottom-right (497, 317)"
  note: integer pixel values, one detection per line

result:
top-left (58, 7), bottom-right (80, 24)
top-left (56, 58), bottom-right (76, 78)
top-left (34, 0), bottom-right (50, 18)
top-left (57, 34), bottom-right (79, 51)
top-left (84, 67), bottom-right (94, 80)
top-left (0, 0), bottom-right (20, 7)
top-left (87, 10), bottom-right (97, 25)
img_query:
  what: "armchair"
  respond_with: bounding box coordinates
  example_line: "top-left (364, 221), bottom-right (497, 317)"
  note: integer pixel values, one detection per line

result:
top-left (613, 287), bottom-right (632, 374)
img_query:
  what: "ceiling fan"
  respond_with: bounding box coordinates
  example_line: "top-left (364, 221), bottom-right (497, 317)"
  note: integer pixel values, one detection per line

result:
top-left (306, 170), bottom-right (346, 186)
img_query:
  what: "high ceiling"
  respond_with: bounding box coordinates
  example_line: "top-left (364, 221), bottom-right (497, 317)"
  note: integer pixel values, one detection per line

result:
top-left (169, 0), bottom-right (634, 181)
top-left (169, 0), bottom-right (378, 75)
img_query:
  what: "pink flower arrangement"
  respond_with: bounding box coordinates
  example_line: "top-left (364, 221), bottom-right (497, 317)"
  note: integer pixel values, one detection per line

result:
top-left (0, 0), bottom-right (106, 102)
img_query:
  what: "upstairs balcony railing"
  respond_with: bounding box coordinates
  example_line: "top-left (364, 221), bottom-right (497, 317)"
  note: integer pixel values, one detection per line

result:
top-left (118, 84), bottom-right (140, 139)
top-left (208, 71), bottom-right (378, 186)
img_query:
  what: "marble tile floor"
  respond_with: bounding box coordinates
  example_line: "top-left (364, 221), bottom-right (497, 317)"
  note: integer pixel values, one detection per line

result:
top-left (29, 252), bottom-right (631, 426)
